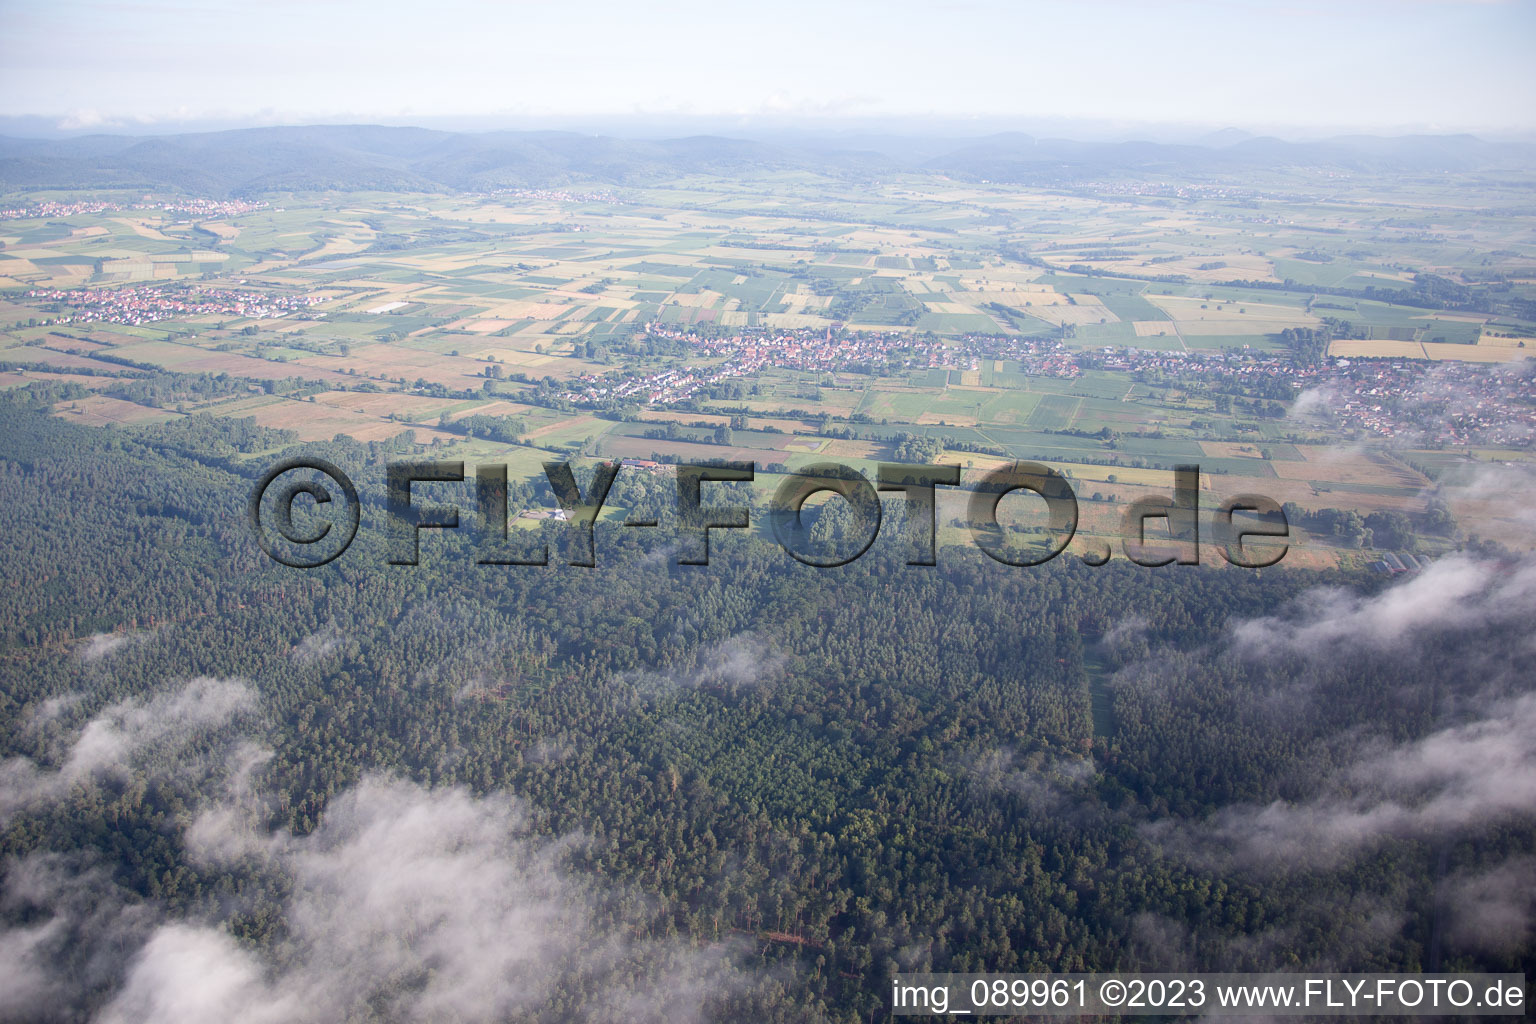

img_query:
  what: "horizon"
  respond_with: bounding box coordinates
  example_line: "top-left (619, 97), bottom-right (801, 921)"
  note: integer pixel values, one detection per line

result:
top-left (3, 0), bottom-right (1535, 138)
top-left (1, 114), bottom-right (1533, 146)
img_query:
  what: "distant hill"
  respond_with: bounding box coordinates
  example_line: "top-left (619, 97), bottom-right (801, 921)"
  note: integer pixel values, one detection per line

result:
top-left (0, 125), bottom-right (889, 195)
top-left (921, 131), bottom-right (1536, 183)
top-left (0, 123), bottom-right (1530, 196)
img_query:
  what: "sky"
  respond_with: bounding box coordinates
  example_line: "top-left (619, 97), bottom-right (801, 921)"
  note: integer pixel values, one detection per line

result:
top-left (2, 0), bottom-right (1534, 137)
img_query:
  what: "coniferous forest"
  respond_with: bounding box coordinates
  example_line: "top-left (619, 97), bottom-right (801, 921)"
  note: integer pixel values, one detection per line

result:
top-left (1, 387), bottom-right (1531, 1022)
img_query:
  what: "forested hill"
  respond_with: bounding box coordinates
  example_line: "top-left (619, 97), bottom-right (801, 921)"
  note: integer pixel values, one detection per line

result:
top-left (0, 387), bottom-right (1532, 1021)
top-left (2, 124), bottom-right (1532, 195)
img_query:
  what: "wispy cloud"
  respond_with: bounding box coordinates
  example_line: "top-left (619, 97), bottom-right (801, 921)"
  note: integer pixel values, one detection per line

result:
top-left (289, 624), bottom-right (344, 665)
top-left (1230, 554), bottom-right (1536, 657)
top-left (1442, 856), bottom-right (1536, 954)
top-left (964, 748), bottom-right (1098, 818)
top-left (1144, 692), bottom-right (1536, 870)
top-left (77, 629), bottom-right (153, 664)
top-left (0, 677), bottom-right (254, 823)
top-left (631, 632), bottom-right (786, 695)
top-left (132, 774), bottom-right (746, 1024)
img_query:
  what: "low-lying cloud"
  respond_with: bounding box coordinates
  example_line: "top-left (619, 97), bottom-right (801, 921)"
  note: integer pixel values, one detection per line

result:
top-left (1230, 554), bottom-right (1536, 657)
top-left (0, 677), bottom-right (254, 823)
top-left (1442, 856), bottom-right (1536, 955)
top-left (965, 748), bottom-right (1097, 817)
top-left (119, 777), bottom-right (587, 1024)
top-left (632, 632), bottom-right (786, 695)
top-left (4, 765), bottom-right (750, 1024)
top-left (1146, 691), bottom-right (1536, 870)
top-left (77, 630), bottom-right (153, 664)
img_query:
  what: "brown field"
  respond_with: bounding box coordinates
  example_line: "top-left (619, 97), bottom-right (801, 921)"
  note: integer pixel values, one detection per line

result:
top-left (0, 369), bottom-right (111, 390)
top-left (635, 409), bottom-right (732, 427)
top-left (1151, 295), bottom-right (1317, 327)
top-left (471, 301), bottom-right (571, 322)
top-left (113, 218), bottom-right (176, 241)
top-left (916, 412), bottom-right (979, 426)
top-left (82, 329), bottom-right (149, 346)
top-left (631, 409), bottom-right (811, 434)
top-left (1422, 342), bottom-right (1529, 362)
top-left (455, 320), bottom-right (520, 334)
top-left (819, 439), bottom-right (886, 460)
top-left (290, 345), bottom-right (491, 387)
top-left (442, 399), bottom-right (544, 421)
top-left (52, 395), bottom-right (181, 427)
top-left (454, 348), bottom-right (593, 380)
top-left (732, 393), bottom-right (863, 417)
top-left (599, 435), bottom-right (780, 465)
top-left (1476, 332), bottom-right (1534, 349)
top-left (1248, 446), bottom-right (1429, 515)
top-left (236, 396), bottom-right (458, 444)
top-left (196, 221), bottom-right (241, 240)
top-left (1200, 441), bottom-right (1271, 460)
top-left (1330, 338), bottom-right (1530, 362)
top-left (0, 346), bottom-right (104, 371)
top-left (522, 414), bottom-right (604, 441)
top-left (42, 333), bottom-right (110, 353)
top-left (1328, 339), bottom-right (1425, 359)
top-left (112, 342), bottom-right (355, 383)
top-left (310, 391), bottom-right (464, 421)
top-left (1039, 301), bottom-right (1120, 326)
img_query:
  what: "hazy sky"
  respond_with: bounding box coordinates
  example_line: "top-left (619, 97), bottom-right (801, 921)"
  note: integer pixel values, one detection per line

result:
top-left (3, 0), bottom-right (1534, 135)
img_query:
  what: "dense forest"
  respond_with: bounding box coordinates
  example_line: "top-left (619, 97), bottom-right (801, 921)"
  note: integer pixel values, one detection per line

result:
top-left (0, 386), bottom-right (1531, 1023)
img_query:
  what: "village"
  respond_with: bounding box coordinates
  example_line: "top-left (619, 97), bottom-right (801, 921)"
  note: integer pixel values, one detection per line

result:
top-left (547, 322), bottom-right (1533, 449)
top-left (23, 282), bottom-right (320, 325)
top-left (0, 196), bottom-right (266, 221)
top-left (555, 322), bottom-right (1083, 407)
top-left (1324, 358), bottom-right (1536, 447)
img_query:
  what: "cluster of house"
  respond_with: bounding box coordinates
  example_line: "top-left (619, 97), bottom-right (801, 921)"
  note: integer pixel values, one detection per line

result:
top-left (1, 196), bottom-right (265, 221)
top-left (1068, 182), bottom-right (1271, 202)
top-left (150, 197), bottom-right (267, 218)
top-left (1323, 360), bottom-right (1535, 447)
top-left (553, 324), bottom-right (1085, 408)
top-left (2, 199), bottom-right (125, 220)
top-left (488, 187), bottom-right (624, 205)
top-left (564, 360), bottom-right (753, 406)
top-left (618, 458), bottom-right (665, 472)
top-left (576, 321), bottom-right (1345, 410)
top-left (1058, 345), bottom-right (1532, 449)
top-left (1092, 344), bottom-right (1323, 389)
top-left (24, 284), bottom-right (320, 326)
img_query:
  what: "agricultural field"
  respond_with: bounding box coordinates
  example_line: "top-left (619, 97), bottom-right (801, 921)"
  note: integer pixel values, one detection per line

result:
top-left (2, 169), bottom-right (1533, 567)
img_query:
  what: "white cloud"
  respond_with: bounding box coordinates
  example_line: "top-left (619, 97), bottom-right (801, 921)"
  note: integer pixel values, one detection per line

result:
top-left (1286, 385), bottom-right (1341, 424)
top-left (1443, 856), bottom-right (1536, 954)
top-left (289, 625), bottom-right (343, 665)
top-left (965, 748), bottom-right (1097, 815)
top-left (1230, 554), bottom-right (1536, 657)
top-left (1145, 692), bottom-right (1536, 870)
top-left (0, 678), bottom-right (254, 823)
top-left (631, 632), bottom-right (785, 695)
top-left (122, 775), bottom-right (745, 1024)
top-left (78, 632), bottom-right (130, 663)
top-left (0, 854), bottom-right (160, 1021)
